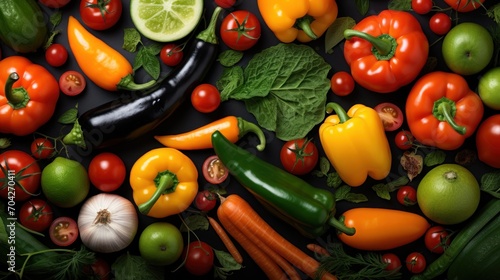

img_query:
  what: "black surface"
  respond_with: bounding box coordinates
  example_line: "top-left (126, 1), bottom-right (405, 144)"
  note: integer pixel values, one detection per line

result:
top-left (1, 0), bottom-right (498, 279)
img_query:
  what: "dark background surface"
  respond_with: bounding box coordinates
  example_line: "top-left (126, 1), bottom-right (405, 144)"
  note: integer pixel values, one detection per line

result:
top-left (2, 0), bottom-right (499, 279)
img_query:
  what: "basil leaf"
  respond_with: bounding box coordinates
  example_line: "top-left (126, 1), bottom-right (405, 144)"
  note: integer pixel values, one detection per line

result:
top-left (218, 50), bottom-right (244, 67)
top-left (58, 105), bottom-right (78, 124)
top-left (324, 17), bottom-right (356, 54)
top-left (327, 172), bottom-right (342, 188)
top-left (424, 150), bottom-right (446, 167)
top-left (134, 47), bottom-right (160, 80)
top-left (355, 0), bottom-right (370, 15)
top-left (123, 28), bottom-right (141, 53)
top-left (388, 0), bottom-right (412, 11)
top-left (481, 171), bottom-right (500, 197)
top-left (179, 214), bottom-right (209, 232)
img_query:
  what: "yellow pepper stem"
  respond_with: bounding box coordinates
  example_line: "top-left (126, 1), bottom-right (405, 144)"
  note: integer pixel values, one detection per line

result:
top-left (296, 16), bottom-right (317, 40)
top-left (138, 171), bottom-right (178, 215)
top-left (325, 102), bottom-right (350, 123)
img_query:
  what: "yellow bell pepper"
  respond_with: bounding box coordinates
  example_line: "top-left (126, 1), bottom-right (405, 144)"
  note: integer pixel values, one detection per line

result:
top-left (257, 0), bottom-right (338, 43)
top-left (130, 148), bottom-right (198, 218)
top-left (319, 102), bottom-right (392, 187)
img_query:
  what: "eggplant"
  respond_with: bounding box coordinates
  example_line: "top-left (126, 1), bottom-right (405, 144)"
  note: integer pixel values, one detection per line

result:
top-left (63, 7), bottom-right (222, 150)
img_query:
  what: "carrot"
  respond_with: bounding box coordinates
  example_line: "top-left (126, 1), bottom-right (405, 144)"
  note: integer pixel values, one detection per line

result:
top-left (217, 209), bottom-right (301, 280)
top-left (217, 210), bottom-right (288, 280)
top-left (207, 216), bottom-right (243, 264)
top-left (307, 244), bottom-right (330, 256)
top-left (219, 194), bottom-right (337, 280)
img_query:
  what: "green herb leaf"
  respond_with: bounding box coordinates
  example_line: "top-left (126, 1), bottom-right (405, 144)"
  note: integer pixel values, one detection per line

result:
top-left (372, 183), bottom-right (391, 200)
top-left (388, 0), bottom-right (412, 11)
top-left (480, 171), bottom-right (500, 198)
top-left (50, 11), bottom-right (62, 28)
top-left (355, 0), bottom-right (370, 15)
top-left (213, 249), bottom-right (242, 279)
top-left (326, 172), bottom-right (342, 188)
top-left (487, 3), bottom-right (500, 24)
top-left (334, 185), bottom-right (368, 203)
top-left (123, 28), bottom-right (142, 53)
top-left (112, 252), bottom-right (164, 280)
top-left (145, 43), bottom-right (163, 56)
top-left (424, 150), bottom-right (446, 166)
top-left (217, 66), bottom-right (244, 101)
top-left (58, 105), bottom-right (79, 124)
top-left (180, 214), bottom-right (209, 232)
top-left (372, 176), bottom-right (409, 200)
top-left (0, 138), bottom-right (11, 149)
top-left (134, 47), bottom-right (160, 80)
top-left (324, 17), bottom-right (356, 54)
top-left (218, 50), bottom-right (244, 67)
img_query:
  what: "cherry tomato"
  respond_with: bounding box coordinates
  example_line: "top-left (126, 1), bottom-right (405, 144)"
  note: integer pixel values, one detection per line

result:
top-left (215, 0), bottom-right (236, 8)
top-left (202, 155), bottom-right (229, 184)
top-left (30, 138), bottom-right (55, 159)
top-left (59, 70), bottom-right (87, 96)
top-left (382, 253), bottom-right (402, 272)
top-left (191, 84), bottom-right (221, 113)
top-left (394, 130), bottom-right (414, 150)
top-left (38, 0), bottom-right (71, 8)
top-left (0, 150), bottom-right (41, 202)
top-left (406, 252), bottom-right (426, 274)
top-left (220, 10), bottom-right (261, 51)
top-left (80, 0), bottom-right (123, 30)
top-left (183, 241), bottom-right (214, 276)
top-left (374, 102), bottom-right (404, 132)
top-left (19, 199), bottom-right (54, 232)
top-left (280, 138), bottom-right (319, 175)
top-left (49, 216), bottom-right (79, 247)
top-left (88, 152), bottom-right (126, 192)
top-left (424, 226), bottom-right (451, 254)
top-left (45, 43), bottom-right (68, 67)
top-left (444, 0), bottom-right (485, 12)
top-left (476, 115), bottom-right (500, 168)
top-left (412, 0), bottom-right (433, 15)
top-left (330, 71), bottom-right (355, 96)
top-left (160, 44), bottom-right (184, 67)
top-left (429, 13), bottom-right (452, 36)
top-left (194, 190), bottom-right (217, 212)
top-left (84, 258), bottom-right (111, 280)
top-left (396, 186), bottom-right (417, 206)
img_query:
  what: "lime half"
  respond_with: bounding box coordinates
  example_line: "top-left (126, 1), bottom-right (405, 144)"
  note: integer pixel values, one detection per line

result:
top-left (130, 0), bottom-right (203, 42)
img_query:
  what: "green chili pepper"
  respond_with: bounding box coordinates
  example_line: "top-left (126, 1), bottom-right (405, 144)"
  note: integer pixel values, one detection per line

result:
top-left (211, 130), bottom-right (355, 238)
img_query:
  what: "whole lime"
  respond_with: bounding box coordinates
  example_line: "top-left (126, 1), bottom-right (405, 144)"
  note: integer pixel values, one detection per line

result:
top-left (417, 164), bottom-right (480, 225)
top-left (41, 157), bottom-right (89, 208)
top-left (478, 67), bottom-right (500, 110)
top-left (139, 222), bottom-right (184, 266)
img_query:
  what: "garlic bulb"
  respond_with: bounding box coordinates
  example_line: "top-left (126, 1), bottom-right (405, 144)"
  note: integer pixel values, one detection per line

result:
top-left (78, 193), bottom-right (138, 253)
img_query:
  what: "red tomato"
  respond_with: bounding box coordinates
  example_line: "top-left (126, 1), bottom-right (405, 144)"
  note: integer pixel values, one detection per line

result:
top-left (476, 115), bottom-right (500, 168)
top-left (374, 102), bottom-right (404, 132)
top-left (280, 138), bottom-right (319, 175)
top-left (444, 0), bottom-right (485, 12)
top-left (183, 241), bottom-right (214, 276)
top-left (19, 199), bottom-right (54, 232)
top-left (30, 138), bottom-right (55, 159)
top-left (202, 155), bottom-right (229, 184)
top-left (215, 0), bottom-right (237, 8)
top-left (38, 0), bottom-right (71, 8)
top-left (406, 252), bottom-right (426, 274)
top-left (394, 130), bottom-right (414, 150)
top-left (160, 44), bottom-right (184, 67)
top-left (396, 186), bottom-right (417, 206)
top-left (191, 84), bottom-right (221, 113)
top-left (80, 0), bottom-right (123, 30)
top-left (412, 0), bottom-right (433, 14)
top-left (49, 216), bottom-right (79, 247)
top-left (194, 190), bottom-right (217, 212)
top-left (84, 258), bottom-right (111, 280)
top-left (429, 13), bottom-right (452, 36)
top-left (220, 10), bottom-right (261, 51)
top-left (330, 71), bottom-right (355, 96)
top-left (45, 43), bottom-right (68, 67)
top-left (59, 70), bottom-right (87, 96)
top-left (88, 152), bottom-right (126, 192)
top-left (424, 226), bottom-right (451, 254)
top-left (382, 253), bottom-right (402, 272)
top-left (0, 150), bottom-right (41, 202)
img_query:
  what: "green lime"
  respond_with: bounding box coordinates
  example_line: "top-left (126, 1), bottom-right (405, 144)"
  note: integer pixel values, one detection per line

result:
top-left (417, 164), bottom-right (480, 225)
top-left (130, 0), bottom-right (203, 42)
top-left (41, 157), bottom-right (90, 208)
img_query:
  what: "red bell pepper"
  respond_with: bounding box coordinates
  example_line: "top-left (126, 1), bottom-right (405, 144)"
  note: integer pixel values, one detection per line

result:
top-left (343, 10), bottom-right (428, 94)
top-left (0, 56), bottom-right (59, 136)
top-left (405, 71), bottom-right (484, 151)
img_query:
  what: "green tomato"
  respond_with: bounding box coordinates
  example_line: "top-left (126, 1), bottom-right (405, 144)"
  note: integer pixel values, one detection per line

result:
top-left (442, 22), bottom-right (493, 76)
top-left (478, 67), bottom-right (500, 110)
top-left (139, 222), bottom-right (184, 266)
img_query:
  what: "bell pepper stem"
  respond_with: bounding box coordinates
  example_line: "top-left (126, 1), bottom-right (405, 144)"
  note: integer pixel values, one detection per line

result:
top-left (330, 216), bottom-right (356, 236)
top-left (237, 117), bottom-right (266, 151)
top-left (296, 16), bottom-right (318, 40)
top-left (433, 97), bottom-right (466, 135)
top-left (138, 172), bottom-right (175, 215)
top-left (5, 72), bottom-right (30, 109)
top-left (325, 102), bottom-right (350, 123)
top-left (344, 29), bottom-right (396, 59)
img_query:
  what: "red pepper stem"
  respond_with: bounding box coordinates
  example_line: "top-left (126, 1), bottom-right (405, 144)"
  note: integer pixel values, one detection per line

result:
top-left (325, 102), bottom-right (350, 123)
top-left (344, 29), bottom-right (396, 59)
top-left (296, 16), bottom-right (318, 40)
top-left (138, 171), bottom-right (177, 215)
top-left (237, 117), bottom-right (266, 151)
top-left (5, 72), bottom-right (30, 109)
top-left (433, 97), bottom-right (466, 135)
top-left (330, 215), bottom-right (356, 236)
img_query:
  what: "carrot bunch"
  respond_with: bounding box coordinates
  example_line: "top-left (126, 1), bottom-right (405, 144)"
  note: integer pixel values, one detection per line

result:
top-left (216, 194), bottom-right (337, 280)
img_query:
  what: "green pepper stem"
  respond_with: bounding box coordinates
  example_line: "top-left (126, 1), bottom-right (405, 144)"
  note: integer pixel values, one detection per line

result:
top-left (138, 172), bottom-right (175, 215)
top-left (296, 16), bottom-right (317, 40)
top-left (329, 216), bottom-right (355, 236)
top-left (433, 97), bottom-right (466, 135)
top-left (237, 117), bottom-right (266, 151)
top-left (5, 72), bottom-right (30, 109)
top-left (197, 6), bottom-right (222, 44)
top-left (325, 102), bottom-right (350, 123)
top-left (344, 29), bottom-right (396, 59)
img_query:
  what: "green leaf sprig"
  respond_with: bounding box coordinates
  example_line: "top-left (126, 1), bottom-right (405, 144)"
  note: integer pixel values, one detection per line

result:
top-left (372, 176), bottom-right (410, 200)
top-left (123, 28), bottom-right (162, 80)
